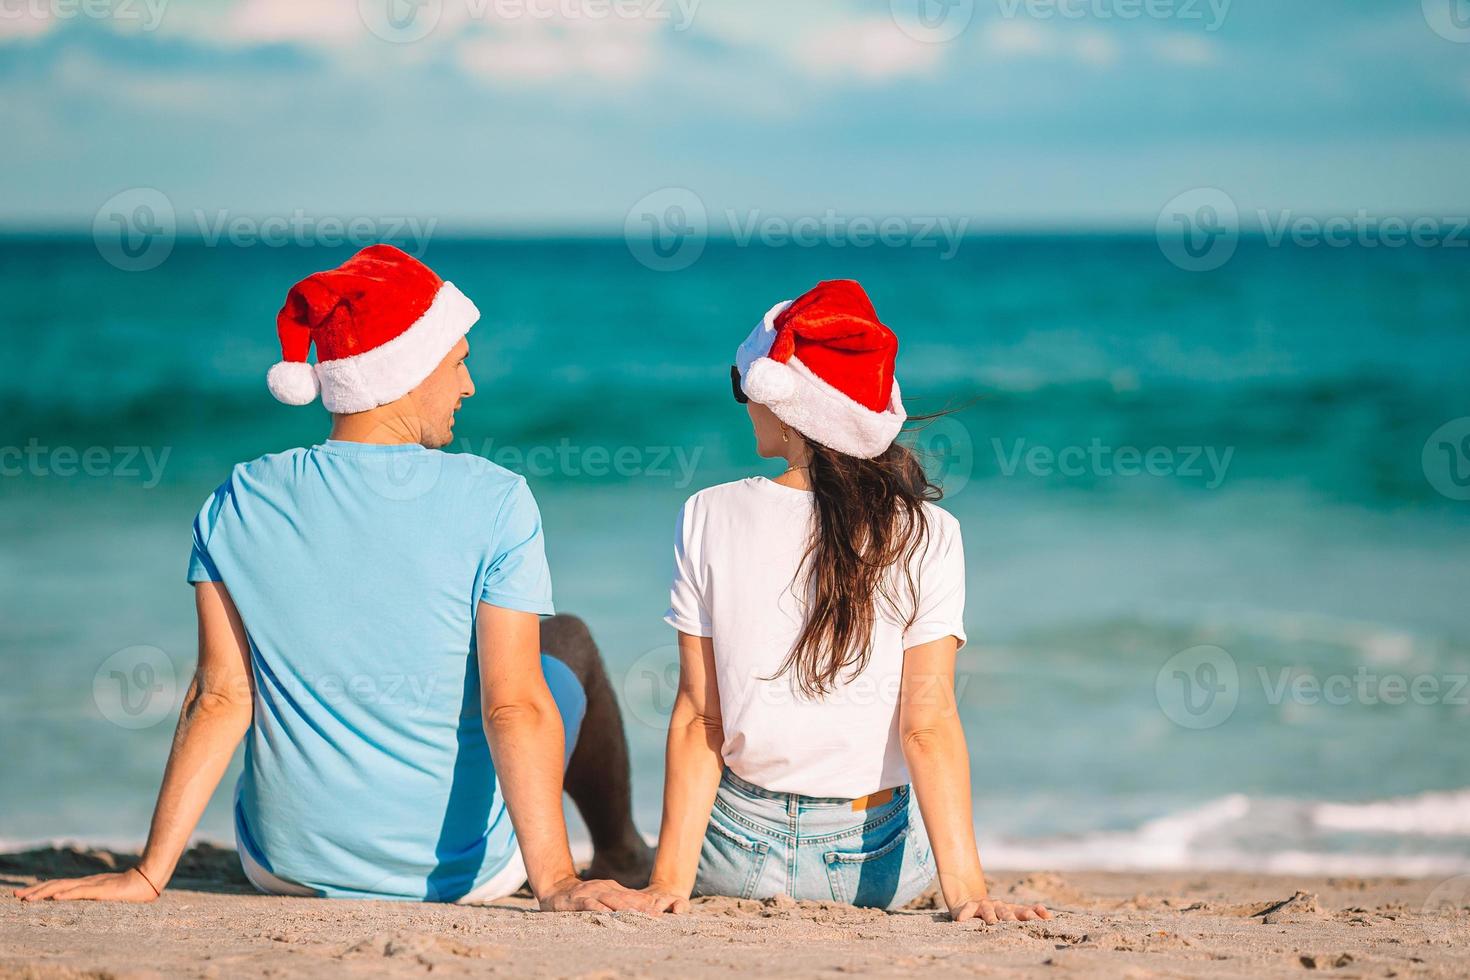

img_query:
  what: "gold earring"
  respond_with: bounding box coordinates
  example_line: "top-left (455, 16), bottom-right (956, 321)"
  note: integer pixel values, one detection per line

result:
top-left (781, 425), bottom-right (789, 444)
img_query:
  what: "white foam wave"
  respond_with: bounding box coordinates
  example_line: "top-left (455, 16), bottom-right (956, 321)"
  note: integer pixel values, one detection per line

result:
top-left (1311, 789), bottom-right (1470, 838)
top-left (980, 790), bottom-right (1470, 878)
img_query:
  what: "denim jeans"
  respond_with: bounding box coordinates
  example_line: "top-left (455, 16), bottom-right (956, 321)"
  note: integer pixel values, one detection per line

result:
top-left (694, 769), bottom-right (936, 909)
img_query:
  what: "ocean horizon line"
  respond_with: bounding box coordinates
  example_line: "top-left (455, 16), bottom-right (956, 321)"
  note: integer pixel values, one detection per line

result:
top-left (0, 226), bottom-right (1169, 244)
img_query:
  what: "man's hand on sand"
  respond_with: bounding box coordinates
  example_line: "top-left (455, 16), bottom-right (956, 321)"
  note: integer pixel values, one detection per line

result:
top-left (14, 868), bottom-right (160, 903)
top-left (538, 875), bottom-right (664, 913)
top-left (951, 898), bottom-right (1051, 924)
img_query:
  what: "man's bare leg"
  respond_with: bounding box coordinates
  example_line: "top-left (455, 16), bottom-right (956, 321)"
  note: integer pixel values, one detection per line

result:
top-left (540, 614), bottom-right (655, 888)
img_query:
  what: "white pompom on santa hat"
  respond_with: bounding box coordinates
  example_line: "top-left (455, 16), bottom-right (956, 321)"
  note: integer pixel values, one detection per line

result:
top-left (734, 280), bottom-right (906, 459)
top-left (267, 244), bottom-right (480, 414)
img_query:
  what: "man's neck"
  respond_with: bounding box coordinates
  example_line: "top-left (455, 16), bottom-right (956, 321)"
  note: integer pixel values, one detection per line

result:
top-left (328, 403), bottom-right (424, 446)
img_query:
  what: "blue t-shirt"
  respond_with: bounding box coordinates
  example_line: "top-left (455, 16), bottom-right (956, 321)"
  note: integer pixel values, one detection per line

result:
top-left (188, 440), bottom-right (559, 901)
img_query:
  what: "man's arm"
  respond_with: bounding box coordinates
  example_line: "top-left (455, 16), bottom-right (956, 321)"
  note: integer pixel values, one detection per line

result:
top-left (475, 602), bottom-right (656, 913)
top-left (16, 582), bottom-right (255, 902)
top-left (899, 636), bottom-right (1050, 925)
top-left (644, 631), bottom-right (722, 907)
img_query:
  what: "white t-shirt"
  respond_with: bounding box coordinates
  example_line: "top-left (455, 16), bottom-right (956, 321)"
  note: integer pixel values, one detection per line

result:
top-left (664, 477), bottom-right (967, 799)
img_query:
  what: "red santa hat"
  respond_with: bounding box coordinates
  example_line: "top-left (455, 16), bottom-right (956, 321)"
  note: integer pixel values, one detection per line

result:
top-left (267, 244), bottom-right (480, 414)
top-left (734, 280), bottom-right (906, 459)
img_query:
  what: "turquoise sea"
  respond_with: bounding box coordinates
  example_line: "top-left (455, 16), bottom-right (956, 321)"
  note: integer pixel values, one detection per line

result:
top-left (2, 236), bottom-right (1468, 875)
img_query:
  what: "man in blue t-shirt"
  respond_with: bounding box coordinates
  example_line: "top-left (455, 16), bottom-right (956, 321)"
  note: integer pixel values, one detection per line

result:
top-left (16, 246), bottom-right (661, 911)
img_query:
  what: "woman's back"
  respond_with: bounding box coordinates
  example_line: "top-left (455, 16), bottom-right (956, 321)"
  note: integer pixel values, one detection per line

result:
top-left (666, 475), bottom-right (966, 799)
top-left (646, 279), bottom-right (1047, 923)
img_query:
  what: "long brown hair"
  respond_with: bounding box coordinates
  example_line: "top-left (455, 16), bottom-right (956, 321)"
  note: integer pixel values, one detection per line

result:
top-left (772, 429), bottom-right (944, 698)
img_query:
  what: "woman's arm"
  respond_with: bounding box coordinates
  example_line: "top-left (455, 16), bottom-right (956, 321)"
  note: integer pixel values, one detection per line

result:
top-left (899, 636), bottom-right (1050, 924)
top-left (644, 631), bottom-right (723, 907)
top-left (16, 582), bottom-right (256, 902)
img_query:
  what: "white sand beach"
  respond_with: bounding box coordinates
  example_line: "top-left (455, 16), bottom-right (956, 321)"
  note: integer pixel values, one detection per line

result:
top-left (4, 845), bottom-right (1467, 978)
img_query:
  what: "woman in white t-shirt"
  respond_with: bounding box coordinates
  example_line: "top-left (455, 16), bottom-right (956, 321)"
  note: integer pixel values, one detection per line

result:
top-left (641, 281), bottom-right (1051, 923)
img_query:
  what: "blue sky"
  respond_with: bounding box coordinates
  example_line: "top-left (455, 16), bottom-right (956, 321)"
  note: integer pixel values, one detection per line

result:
top-left (2, 0), bottom-right (1468, 230)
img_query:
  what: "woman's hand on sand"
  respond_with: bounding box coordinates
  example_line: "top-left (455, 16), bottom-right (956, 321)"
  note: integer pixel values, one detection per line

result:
top-left (639, 884), bottom-right (691, 914)
top-left (14, 868), bottom-right (160, 903)
top-left (950, 898), bottom-right (1051, 924)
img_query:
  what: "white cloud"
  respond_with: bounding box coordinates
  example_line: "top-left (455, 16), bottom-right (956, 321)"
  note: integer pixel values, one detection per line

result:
top-left (222, 0), bottom-right (365, 46)
top-left (0, 5), bottom-right (55, 43)
top-left (799, 18), bottom-right (945, 82)
top-left (690, 4), bottom-right (948, 83)
top-left (455, 21), bottom-right (658, 85)
top-left (983, 19), bottom-right (1120, 68)
top-left (1072, 31), bottom-right (1119, 67)
top-left (984, 19), bottom-right (1051, 57)
top-left (1151, 33), bottom-right (1218, 66)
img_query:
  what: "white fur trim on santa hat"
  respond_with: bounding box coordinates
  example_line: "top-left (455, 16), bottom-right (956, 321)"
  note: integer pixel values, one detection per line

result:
top-left (735, 300), bottom-right (907, 459)
top-left (310, 281), bottom-right (480, 414)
